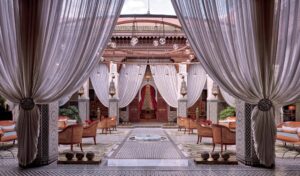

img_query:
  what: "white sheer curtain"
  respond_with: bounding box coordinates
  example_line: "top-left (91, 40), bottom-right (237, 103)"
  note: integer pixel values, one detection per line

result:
top-left (0, 0), bottom-right (123, 166)
top-left (150, 65), bottom-right (178, 108)
top-left (90, 64), bottom-right (109, 107)
top-left (172, 0), bottom-right (300, 166)
top-left (187, 64), bottom-right (206, 108)
top-left (220, 88), bottom-right (236, 108)
top-left (58, 95), bottom-right (72, 107)
top-left (119, 65), bottom-right (146, 108)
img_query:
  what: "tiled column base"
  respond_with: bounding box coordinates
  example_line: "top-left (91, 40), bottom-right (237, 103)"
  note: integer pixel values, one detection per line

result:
top-left (177, 99), bottom-right (187, 117)
top-left (31, 102), bottom-right (59, 167)
top-left (78, 98), bottom-right (90, 122)
top-left (206, 100), bottom-right (227, 123)
top-left (236, 100), bottom-right (260, 166)
top-left (109, 98), bottom-right (119, 124)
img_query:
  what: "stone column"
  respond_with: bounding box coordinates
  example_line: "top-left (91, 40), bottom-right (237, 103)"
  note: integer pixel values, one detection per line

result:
top-left (177, 63), bottom-right (187, 117)
top-left (32, 102), bottom-right (59, 166)
top-left (235, 99), bottom-right (260, 166)
top-left (206, 76), bottom-right (226, 123)
top-left (109, 62), bottom-right (119, 124)
top-left (78, 80), bottom-right (90, 122)
top-left (295, 102), bottom-right (300, 121)
top-left (274, 105), bottom-right (283, 124)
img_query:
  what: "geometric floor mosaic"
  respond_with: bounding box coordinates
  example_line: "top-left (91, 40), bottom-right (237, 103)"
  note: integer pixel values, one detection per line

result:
top-left (1, 127), bottom-right (300, 176)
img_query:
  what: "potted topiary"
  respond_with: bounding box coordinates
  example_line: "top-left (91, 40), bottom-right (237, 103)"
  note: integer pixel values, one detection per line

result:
top-left (219, 107), bottom-right (236, 120)
top-left (59, 106), bottom-right (82, 123)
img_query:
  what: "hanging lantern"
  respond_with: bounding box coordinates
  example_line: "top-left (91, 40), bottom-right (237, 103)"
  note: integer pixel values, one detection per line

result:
top-left (78, 86), bottom-right (84, 97)
top-left (159, 37), bottom-right (166, 45)
top-left (212, 82), bottom-right (219, 97)
top-left (180, 76), bottom-right (187, 97)
top-left (109, 76), bottom-right (116, 97)
top-left (110, 42), bottom-right (117, 48)
top-left (153, 40), bottom-right (159, 47)
top-left (130, 36), bottom-right (139, 46)
top-left (173, 43), bottom-right (179, 50)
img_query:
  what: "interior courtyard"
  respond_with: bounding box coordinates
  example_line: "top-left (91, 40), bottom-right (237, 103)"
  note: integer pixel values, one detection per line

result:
top-left (0, 0), bottom-right (300, 175)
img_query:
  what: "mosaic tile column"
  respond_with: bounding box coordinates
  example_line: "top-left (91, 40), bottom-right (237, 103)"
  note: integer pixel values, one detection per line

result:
top-left (177, 99), bottom-right (187, 117)
top-left (295, 103), bottom-right (300, 121)
top-left (236, 99), bottom-right (260, 166)
top-left (32, 102), bottom-right (59, 166)
top-left (109, 98), bottom-right (119, 124)
top-left (206, 76), bottom-right (226, 123)
top-left (109, 62), bottom-right (119, 124)
top-left (78, 80), bottom-right (90, 122)
top-left (177, 63), bottom-right (187, 117)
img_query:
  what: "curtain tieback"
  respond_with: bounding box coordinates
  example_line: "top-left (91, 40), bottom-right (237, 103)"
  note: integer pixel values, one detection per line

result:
top-left (257, 98), bottom-right (272, 111)
top-left (20, 98), bottom-right (35, 110)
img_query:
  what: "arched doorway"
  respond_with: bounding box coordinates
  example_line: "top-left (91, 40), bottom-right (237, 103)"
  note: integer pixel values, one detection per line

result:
top-left (139, 84), bottom-right (157, 121)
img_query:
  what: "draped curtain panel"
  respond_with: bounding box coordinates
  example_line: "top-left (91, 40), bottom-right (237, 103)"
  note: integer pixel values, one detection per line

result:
top-left (220, 88), bottom-right (236, 108)
top-left (139, 86), bottom-right (147, 111)
top-left (172, 0), bottom-right (300, 166)
top-left (187, 64), bottom-right (207, 108)
top-left (118, 65), bottom-right (147, 108)
top-left (0, 0), bottom-right (124, 166)
top-left (90, 64), bottom-right (110, 107)
top-left (58, 95), bottom-right (72, 107)
top-left (150, 65), bottom-right (178, 108)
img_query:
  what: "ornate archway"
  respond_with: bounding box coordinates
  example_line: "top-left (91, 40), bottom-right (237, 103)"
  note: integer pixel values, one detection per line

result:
top-left (139, 84), bottom-right (157, 121)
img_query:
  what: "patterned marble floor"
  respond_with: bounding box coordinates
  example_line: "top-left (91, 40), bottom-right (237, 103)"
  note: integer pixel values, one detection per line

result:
top-left (0, 127), bottom-right (300, 176)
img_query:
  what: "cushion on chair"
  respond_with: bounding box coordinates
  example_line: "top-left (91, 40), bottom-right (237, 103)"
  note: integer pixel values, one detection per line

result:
top-left (3, 131), bottom-right (17, 137)
top-left (0, 124), bottom-right (15, 132)
top-left (282, 126), bottom-right (298, 134)
top-left (276, 131), bottom-right (299, 143)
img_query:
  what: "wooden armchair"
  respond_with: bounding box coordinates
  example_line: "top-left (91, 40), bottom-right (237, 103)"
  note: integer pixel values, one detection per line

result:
top-left (0, 121), bottom-right (17, 158)
top-left (183, 118), bottom-right (198, 134)
top-left (98, 118), bottom-right (110, 134)
top-left (82, 120), bottom-right (99, 145)
top-left (58, 124), bottom-right (83, 151)
top-left (108, 117), bottom-right (117, 131)
top-left (197, 124), bottom-right (213, 144)
top-left (211, 124), bottom-right (236, 152)
top-left (177, 117), bottom-right (185, 131)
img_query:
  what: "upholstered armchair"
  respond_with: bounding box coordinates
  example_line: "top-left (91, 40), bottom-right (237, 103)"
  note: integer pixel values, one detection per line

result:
top-left (82, 120), bottom-right (99, 145)
top-left (197, 124), bottom-right (213, 144)
top-left (211, 124), bottom-right (236, 152)
top-left (108, 117), bottom-right (117, 131)
top-left (98, 118), bottom-right (110, 134)
top-left (58, 124), bottom-right (83, 151)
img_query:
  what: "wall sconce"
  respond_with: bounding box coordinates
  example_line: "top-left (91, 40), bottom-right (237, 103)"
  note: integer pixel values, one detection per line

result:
top-left (180, 75), bottom-right (187, 97)
top-left (212, 82), bottom-right (219, 97)
top-left (78, 86), bottom-right (84, 97)
top-left (109, 75), bottom-right (116, 97)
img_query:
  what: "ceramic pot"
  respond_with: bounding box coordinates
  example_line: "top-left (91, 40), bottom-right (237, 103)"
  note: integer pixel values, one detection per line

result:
top-left (211, 152), bottom-right (220, 161)
top-left (86, 151), bottom-right (95, 161)
top-left (76, 152), bottom-right (84, 161)
top-left (65, 152), bottom-right (74, 161)
top-left (221, 152), bottom-right (230, 161)
top-left (200, 151), bottom-right (209, 161)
